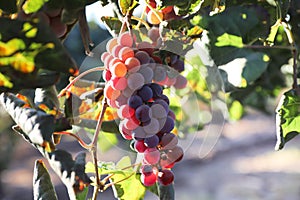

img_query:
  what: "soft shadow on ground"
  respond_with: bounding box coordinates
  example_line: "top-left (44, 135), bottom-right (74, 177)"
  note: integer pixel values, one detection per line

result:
top-left (2, 109), bottom-right (300, 200)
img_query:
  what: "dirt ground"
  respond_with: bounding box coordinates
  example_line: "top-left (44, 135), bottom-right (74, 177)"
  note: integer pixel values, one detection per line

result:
top-left (1, 109), bottom-right (300, 200)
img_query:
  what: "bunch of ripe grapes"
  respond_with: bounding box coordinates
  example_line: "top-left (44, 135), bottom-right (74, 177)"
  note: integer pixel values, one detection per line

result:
top-left (100, 28), bottom-right (187, 186)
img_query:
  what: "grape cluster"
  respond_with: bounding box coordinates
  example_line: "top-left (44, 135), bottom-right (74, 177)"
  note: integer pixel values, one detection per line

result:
top-left (101, 31), bottom-right (186, 186)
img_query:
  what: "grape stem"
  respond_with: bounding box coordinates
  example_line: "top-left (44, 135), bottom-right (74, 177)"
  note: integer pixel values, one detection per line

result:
top-left (91, 98), bottom-right (108, 200)
top-left (131, 16), bottom-right (151, 30)
top-left (53, 131), bottom-right (92, 149)
top-left (57, 66), bottom-right (105, 98)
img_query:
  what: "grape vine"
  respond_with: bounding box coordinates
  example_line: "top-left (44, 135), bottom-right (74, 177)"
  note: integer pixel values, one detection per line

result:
top-left (0, 0), bottom-right (300, 200)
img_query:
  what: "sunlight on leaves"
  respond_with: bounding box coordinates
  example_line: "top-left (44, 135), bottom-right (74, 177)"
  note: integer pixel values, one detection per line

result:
top-left (275, 89), bottom-right (300, 150)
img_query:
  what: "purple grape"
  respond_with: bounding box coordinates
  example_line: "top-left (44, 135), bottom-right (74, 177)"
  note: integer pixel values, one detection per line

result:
top-left (160, 94), bottom-right (170, 105)
top-left (135, 105), bottom-right (152, 122)
top-left (135, 51), bottom-right (150, 64)
top-left (144, 135), bottom-right (159, 148)
top-left (149, 83), bottom-right (163, 98)
top-left (171, 59), bottom-right (184, 72)
top-left (128, 95), bottom-right (143, 109)
top-left (137, 85), bottom-right (153, 102)
top-left (160, 116), bottom-right (175, 133)
top-left (153, 99), bottom-right (169, 112)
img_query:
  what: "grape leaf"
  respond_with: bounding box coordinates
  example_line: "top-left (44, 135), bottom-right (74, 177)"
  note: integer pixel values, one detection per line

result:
top-left (0, 18), bottom-right (78, 75)
top-left (275, 89), bottom-right (300, 150)
top-left (34, 86), bottom-right (60, 110)
top-left (158, 183), bottom-right (175, 200)
top-left (110, 156), bottom-right (147, 200)
top-left (98, 131), bottom-right (118, 152)
top-left (101, 16), bottom-right (122, 36)
top-left (33, 159), bottom-right (58, 200)
top-left (0, 92), bottom-right (55, 148)
top-left (22, 0), bottom-right (49, 14)
top-left (118, 0), bottom-right (134, 15)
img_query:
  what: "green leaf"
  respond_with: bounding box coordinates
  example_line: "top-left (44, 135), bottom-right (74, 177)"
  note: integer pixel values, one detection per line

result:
top-left (100, 16), bottom-right (122, 35)
top-left (0, 92), bottom-right (55, 148)
top-left (0, 18), bottom-right (78, 75)
top-left (110, 156), bottom-right (147, 200)
top-left (218, 52), bottom-right (269, 88)
top-left (75, 187), bottom-right (89, 200)
top-left (215, 33), bottom-right (244, 48)
top-left (158, 183), bottom-right (175, 200)
top-left (266, 19), bottom-right (282, 44)
top-left (34, 86), bottom-right (60, 110)
top-left (22, 0), bottom-right (49, 14)
top-left (275, 89), bottom-right (300, 150)
top-left (98, 131), bottom-right (118, 152)
top-left (118, 0), bottom-right (134, 15)
top-left (229, 100), bottom-right (244, 120)
top-left (33, 160), bottom-right (58, 200)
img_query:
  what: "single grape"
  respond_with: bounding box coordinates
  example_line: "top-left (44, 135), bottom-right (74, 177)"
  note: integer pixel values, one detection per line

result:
top-left (132, 126), bottom-right (147, 139)
top-left (174, 74), bottom-right (187, 89)
top-left (166, 145), bottom-right (184, 163)
top-left (119, 46), bottom-right (134, 61)
top-left (119, 122), bottom-right (133, 140)
top-left (160, 157), bottom-right (175, 169)
top-left (101, 52), bottom-right (110, 62)
top-left (140, 164), bottom-right (153, 176)
top-left (102, 69), bottom-right (112, 82)
top-left (135, 51), bottom-right (151, 64)
top-left (159, 133), bottom-right (178, 150)
top-left (160, 94), bottom-right (170, 105)
top-left (104, 84), bottom-right (121, 100)
top-left (140, 172), bottom-right (157, 186)
top-left (137, 85), bottom-right (153, 102)
top-left (125, 57), bottom-right (141, 73)
top-left (144, 148), bottom-right (160, 164)
top-left (151, 104), bottom-right (167, 119)
top-left (144, 135), bottom-right (159, 148)
top-left (37, 12), bottom-right (50, 25)
top-left (50, 16), bottom-right (67, 38)
top-left (171, 59), bottom-right (184, 72)
top-left (111, 62), bottom-right (127, 77)
top-left (148, 27), bottom-right (160, 42)
top-left (162, 6), bottom-right (174, 14)
top-left (138, 66), bottom-right (154, 84)
top-left (153, 99), bottom-right (169, 112)
top-left (122, 86), bottom-right (134, 98)
top-left (160, 116), bottom-right (175, 133)
top-left (118, 31), bottom-right (134, 47)
top-left (111, 45), bottom-right (123, 59)
top-left (147, 10), bottom-right (163, 25)
top-left (153, 66), bottom-right (167, 82)
top-left (106, 38), bottom-right (118, 54)
top-left (149, 83), bottom-right (163, 98)
top-left (158, 169), bottom-right (174, 185)
top-left (111, 76), bottom-right (127, 90)
top-left (128, 95), bottom-right (143, 109)
top-left (117, 104), bottom-right (135, 119)
top-left (143, 118), bottom-right (160, 136)
top-left (135, 105), bottom-right (152, 123)
top-left (134, 140), bottom-right (147, 153)
top-left (168, 110), bottom-right (176, 120)
top-left (104, 54), bottom-right (113, 68)
top-left (137, 41), bottom-right (155, 55)
top-left (127, 73), bottom-right (145, 91)
top-left (123, 116), bottom-right (140, 130)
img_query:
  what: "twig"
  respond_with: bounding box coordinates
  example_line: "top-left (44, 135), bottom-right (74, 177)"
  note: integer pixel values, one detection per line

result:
top-left (90, 98), bottom-right (108, 200)
top-left (57, 66), bottom-right (105, 98)
top-left (244, 45), bottom-right (295, 50)
top-left (53, 131), bottom-right (91, 149)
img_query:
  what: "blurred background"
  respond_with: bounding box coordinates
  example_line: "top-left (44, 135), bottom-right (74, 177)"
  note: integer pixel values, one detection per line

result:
top-left (1, 2), bottom-right (300, 200)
